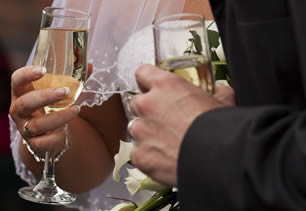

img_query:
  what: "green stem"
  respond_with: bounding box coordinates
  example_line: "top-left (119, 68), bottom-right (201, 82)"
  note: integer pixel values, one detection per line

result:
top-left (143, 193), bottom-right (176, 211)
top-left (134, 189), bottom-right (172, 211)
top-left (105, 196), bottom-right (137, 207)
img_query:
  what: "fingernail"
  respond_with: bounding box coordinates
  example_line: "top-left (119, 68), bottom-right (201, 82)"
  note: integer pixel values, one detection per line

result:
top-left (71, 105), bottom-right (80, 114)
top-left (55, 87), bottom-right (70, 97)
top-left (33, 66), bottom-right (47, 75)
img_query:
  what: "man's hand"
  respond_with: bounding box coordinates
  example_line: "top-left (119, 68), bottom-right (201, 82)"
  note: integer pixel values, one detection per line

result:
top-left (128, 64), bottom-right (233, 187)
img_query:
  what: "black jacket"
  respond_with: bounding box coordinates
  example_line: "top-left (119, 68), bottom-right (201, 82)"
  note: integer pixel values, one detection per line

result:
top-left (178, 0), bottom-right (306, 210)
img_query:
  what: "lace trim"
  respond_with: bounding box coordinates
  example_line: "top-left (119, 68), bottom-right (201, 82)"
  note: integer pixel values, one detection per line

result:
top-left (76, 65), bottom-right (130, 108)
top-left (9, 115), bottom-right (38, 186)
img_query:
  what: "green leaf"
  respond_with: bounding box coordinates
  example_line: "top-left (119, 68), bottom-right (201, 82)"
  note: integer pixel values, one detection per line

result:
top-left (190, 30), bottom-right (203, 54)
top-left (212, 61), bottom-right (230, 85)
top-left (210, 51), bottom-right (219, 62)
top-left (207, 29), bottom-right (220, 49)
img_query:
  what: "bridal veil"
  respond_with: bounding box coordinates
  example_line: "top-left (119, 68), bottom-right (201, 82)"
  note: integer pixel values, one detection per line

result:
top-left (27, 0), bottom-right (186, 107)
top-left (10, 0), bottom-right (186, 210)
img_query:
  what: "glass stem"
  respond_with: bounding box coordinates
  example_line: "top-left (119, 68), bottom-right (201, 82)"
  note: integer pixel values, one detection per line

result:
top-left (42, 152), bottom-right (56, 184)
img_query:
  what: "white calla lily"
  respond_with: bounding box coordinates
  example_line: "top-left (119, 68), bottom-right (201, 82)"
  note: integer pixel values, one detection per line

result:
top-left (108, 202), bottom-right (137, 211)
top-left (124, 168), bottom-right (168, 195)
top-left (113, 140), bottom-right (135, 182)
top-left (215, 38), bottom-right (226, 62)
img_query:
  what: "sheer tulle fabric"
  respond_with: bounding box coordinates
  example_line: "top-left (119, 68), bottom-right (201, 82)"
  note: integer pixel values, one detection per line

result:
top-left (10, 0), bottom-right (185, 210)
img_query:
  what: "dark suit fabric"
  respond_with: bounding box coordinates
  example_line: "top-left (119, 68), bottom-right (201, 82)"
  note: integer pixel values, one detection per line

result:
top-left (178, 0), bottom-right (306, 210)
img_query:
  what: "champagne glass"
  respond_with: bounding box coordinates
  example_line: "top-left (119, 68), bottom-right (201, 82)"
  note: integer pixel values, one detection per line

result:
top-left (153, 13), bottom-right (214, 94)
top-left (18, 7), bottom-right (90, 205)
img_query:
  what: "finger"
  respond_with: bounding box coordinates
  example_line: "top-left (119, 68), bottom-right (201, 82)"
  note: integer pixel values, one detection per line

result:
top-left (127, 116), bottom-right (143, 142)
top-left (27, 127), bottom-right (66, 156)
top-left (11, 66), bottom-right (46, 96)
top-left (129, 94), bottom-right (142, 116)
top-left (135, 64), bottom-right (161, 93)
top-left (127, 117), bottom-right (139, 138)
top-left (13, 87), bottom-right (70, 118)
top-left (21, 105), bottom-right (80, 138)
top-left (128, 117), bottom-right (157, 145)
top-left (130, 145), bottom-right (155, 174)
top-left (214, 83), bottom-right (235, 106)
top-left (129, 93), bottom-right (153, 116)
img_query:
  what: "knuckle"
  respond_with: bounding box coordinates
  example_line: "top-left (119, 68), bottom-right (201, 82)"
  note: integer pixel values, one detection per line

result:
top-left (154, 71), bottom-right (173, 88)
top-left (131, 95), bottom-right (146, 115)
top-left (11, 71), bottom-right (20, 87)
top-left (14, 98), bottom-right (27, 115)
top-left (29, 138), bottom-right (46, 155)
top-left (135, 148), bottom-right (155, 174)
top-left (135, 64), bottom-right (146, 77)
top-left (135, 64), bottom-right (154, 77)
top-left (135, 65), bottom-right (147, 82)
top-left (131, 148), bottom-right (147, 170)
top-left (29, 119), bottom-right (41, 135)
top-left (9, 104), bottom-right (17, 117)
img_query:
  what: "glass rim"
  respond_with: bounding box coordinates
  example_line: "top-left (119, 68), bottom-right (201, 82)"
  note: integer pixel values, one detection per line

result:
top-left (153, 13), bottom-right (205, 31)
top-left (43, 7), bottom-right (91, 20)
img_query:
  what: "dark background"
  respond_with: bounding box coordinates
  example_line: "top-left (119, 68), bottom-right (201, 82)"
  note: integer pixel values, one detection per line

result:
top-left (0, 1), bottom-right (76, 210)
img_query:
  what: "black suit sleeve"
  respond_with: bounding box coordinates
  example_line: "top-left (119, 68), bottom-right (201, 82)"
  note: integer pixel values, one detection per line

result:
top-left (289, 1), bottom-right (306, 90)
top-left (178, 106), bottom-right (306, 211)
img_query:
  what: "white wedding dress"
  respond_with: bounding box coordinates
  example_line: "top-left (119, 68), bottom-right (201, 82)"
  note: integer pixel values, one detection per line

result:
top-left (9, 25), bottom-right (159, 211)
top-left (9, 0), bottom-right (188, 210)
top-left (9, 1), bottom-right (216, 209)
top-left (10, 20), bottom-right (215, 210)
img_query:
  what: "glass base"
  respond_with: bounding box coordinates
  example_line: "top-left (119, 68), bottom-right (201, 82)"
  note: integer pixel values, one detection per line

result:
top-left (18, 184), bottom-right (76, 205)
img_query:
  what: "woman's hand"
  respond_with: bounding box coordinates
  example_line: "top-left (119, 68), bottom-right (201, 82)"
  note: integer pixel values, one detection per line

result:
top-left (9, 66), bottom-right (80, 157)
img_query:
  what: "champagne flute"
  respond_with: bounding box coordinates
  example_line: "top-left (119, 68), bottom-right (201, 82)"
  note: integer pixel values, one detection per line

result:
top-left (153, 13), bottom-right (214, 94)
top-left (18, 7), bottom-right (90, 205)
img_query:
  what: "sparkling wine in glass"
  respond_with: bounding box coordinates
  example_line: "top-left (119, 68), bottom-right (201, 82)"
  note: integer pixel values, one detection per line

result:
top-left (153, 13), bottom-right (214, 94)
top-left (18, 7), bottom-right (90, 205)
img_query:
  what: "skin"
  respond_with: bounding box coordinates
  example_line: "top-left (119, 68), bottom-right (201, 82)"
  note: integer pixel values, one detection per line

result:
top-left (128, 65), bottom-right (235, 187)
top-left (10, 65), bottom-right (127, 193)
top-left (183, 0), bottom-right (214, 20)
top-left (9, 0), bottom-right (230, 193)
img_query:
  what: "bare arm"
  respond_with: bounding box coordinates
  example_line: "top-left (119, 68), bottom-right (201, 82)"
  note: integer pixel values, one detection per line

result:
top-left (155, 0), bottom-right (214, 20)
top-left (184, 0), bottom-right (214, 20)
top-left (18, 94), bottom-right (127, 193)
